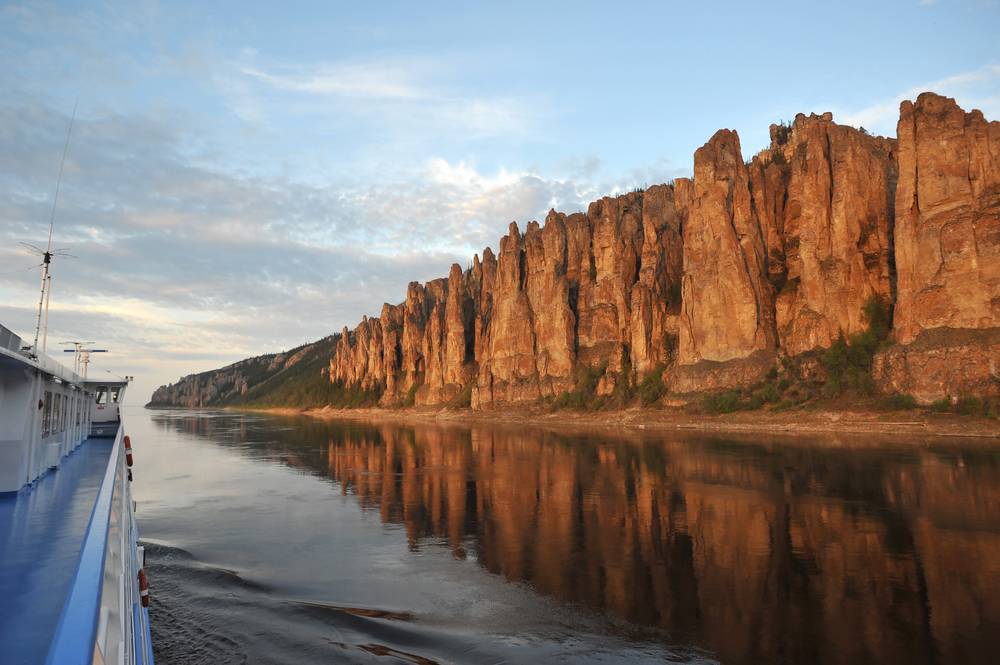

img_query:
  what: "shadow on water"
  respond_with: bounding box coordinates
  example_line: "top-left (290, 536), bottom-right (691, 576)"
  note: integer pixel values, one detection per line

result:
top-left (145, 410), bottom-right (1000, 665)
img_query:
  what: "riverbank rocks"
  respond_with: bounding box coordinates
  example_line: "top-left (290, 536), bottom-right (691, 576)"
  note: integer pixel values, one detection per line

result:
top-left (323, 93), bottom-right (999, 409)
top-left (872, 328), bottom-right (1000, 404)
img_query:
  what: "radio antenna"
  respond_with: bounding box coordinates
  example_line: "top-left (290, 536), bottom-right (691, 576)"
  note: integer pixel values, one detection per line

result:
top-left (31, 98), bottom-right (78, 357)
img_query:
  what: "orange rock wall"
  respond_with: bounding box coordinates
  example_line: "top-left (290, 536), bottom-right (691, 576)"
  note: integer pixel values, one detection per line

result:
top-left (770, 113), bottom-right (897, 354)
top-left (894, 92), bottom-right (1000, 343)
top-left (329, 93), bottom-right (1000, 406)
top-left (678, 129), bottom-right (775, 364)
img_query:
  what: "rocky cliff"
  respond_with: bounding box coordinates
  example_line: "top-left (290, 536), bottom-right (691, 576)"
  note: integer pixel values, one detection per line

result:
top-left (327, 93), bottom-right (999, 408)
top-left (874, 94), bottom-right (1000, 402)
top-left (151, 93), bottom-right (998, 410)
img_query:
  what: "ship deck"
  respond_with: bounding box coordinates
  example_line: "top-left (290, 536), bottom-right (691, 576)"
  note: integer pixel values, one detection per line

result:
top-left (0, 436), bottom-right (115, 664)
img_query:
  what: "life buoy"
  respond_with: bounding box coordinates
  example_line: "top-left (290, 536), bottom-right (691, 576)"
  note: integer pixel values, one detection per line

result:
top-left (125, 435), bottom-right (133, 467)
top-left (138, 569), bottom-right (149, 608)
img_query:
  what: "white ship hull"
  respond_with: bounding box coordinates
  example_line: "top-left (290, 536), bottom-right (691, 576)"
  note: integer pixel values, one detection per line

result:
top-left (0, 323), bottom-right (153, 664)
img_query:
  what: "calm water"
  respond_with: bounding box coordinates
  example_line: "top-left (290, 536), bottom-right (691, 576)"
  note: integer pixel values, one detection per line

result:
top-left (127, 407), bottom-right (1000, 664)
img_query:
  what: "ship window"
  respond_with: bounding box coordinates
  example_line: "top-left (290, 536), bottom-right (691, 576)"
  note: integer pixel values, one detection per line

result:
top-left (96, 386), bottom-right (108, 404)
top-left (53, 394), bottom-right (61, 433)
top-left (61, 397), bottom-right (67, 432)
top-left (76, 399), bottom-right (81, 426)
top-left (42, 390), bottom-right (52, 437)
top-left (111, 386), bottom-right (121, 403)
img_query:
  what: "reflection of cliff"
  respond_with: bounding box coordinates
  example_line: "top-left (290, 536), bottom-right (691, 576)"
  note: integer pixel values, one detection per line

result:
top-left (321, 425), bottom-right (1000, 664)
top-left (156, 414), bottom-right (1000, 664)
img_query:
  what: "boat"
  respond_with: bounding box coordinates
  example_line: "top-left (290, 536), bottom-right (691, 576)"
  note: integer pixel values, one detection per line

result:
top-left (0, 322), bottom-right (154, 664)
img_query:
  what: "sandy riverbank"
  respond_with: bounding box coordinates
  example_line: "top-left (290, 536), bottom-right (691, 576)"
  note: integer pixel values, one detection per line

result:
top-left (243, 403), bottom-right (1000, 442)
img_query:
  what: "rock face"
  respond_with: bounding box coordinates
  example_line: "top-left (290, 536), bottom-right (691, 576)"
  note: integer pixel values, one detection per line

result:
top-left (631, 184), bottom-right (684, 375)
top-left (772, 113), bottom-right (897, 354)
top-left (893, 92), bottom-right (1000, 343)
top-left (872, 328), bottom-right (1000, 404)
top-left (322, 92), bottom-right (999, 407)
top-left (678, 130), bottom-right (774, 365)
top-left (331, 185), bottom-right (688, 409)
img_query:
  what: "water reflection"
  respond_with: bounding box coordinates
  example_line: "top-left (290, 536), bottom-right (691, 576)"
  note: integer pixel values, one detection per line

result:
top-left (150, 412), bottom-right (1000, 665)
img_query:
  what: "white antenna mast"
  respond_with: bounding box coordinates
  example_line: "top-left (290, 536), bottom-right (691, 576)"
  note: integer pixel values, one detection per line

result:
top-left (42, 274), bottom-right (52, 352)
top-left (61, 341), bottom-right (95, 374)
top-left (31, 98), bottom-right (78, 358)
top-left (63, 345), bottom-right (107, 378)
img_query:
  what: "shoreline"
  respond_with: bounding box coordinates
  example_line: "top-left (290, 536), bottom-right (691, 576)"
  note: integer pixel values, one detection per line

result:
top-left (148, 403), bottom-right (1000, 442)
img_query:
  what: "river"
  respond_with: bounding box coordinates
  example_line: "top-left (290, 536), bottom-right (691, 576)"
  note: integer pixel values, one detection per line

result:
top-left (127, 407), bottom-right (1000, 664)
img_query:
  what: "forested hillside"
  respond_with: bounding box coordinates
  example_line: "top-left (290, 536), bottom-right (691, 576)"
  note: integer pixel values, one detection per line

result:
top-left (147, 333), bottom-right (380, 409)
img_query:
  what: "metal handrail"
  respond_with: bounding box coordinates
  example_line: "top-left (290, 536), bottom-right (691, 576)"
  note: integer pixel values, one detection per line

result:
top-left (45, 428), bottom-right (123, 665)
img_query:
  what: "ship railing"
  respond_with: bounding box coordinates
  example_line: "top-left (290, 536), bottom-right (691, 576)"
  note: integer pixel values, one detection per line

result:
top-left (45, 425), bottom-right (154, 665)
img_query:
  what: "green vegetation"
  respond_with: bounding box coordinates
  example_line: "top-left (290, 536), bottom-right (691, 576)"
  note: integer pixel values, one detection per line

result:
top-left (924, 392), bottom-right (1000, 418)
top-left (820, 296), bottom-right (891, 398)
top-left (701, 378), bottom-right (794, 415)
top-left (453, 385), bottom-right (473, 409)
top-left (774, 120), bottom-right (793, 146)
top-left (958, 393), bottom-right (983, 416)
top-left (696, 296), bottom-right (1000, 420)
top-left (637, 364), bottom-right (668, 407)
top-left (755, 120), bottom-right (794, 168)
top-left (547, 350), bottom-right (674, 413)
top-left (931, 397), bottom-right (952, 413)
top-left (699, 297), bottom-right (897, 415)
top-left (218, 333), bottom-right (383, 410)
top-left (554, 360), bottom-right (609, 411)
top-left (401, 381), bottom-right (422, 408)
top-left (149, 332), bottom-right (380, 411)
top-left (703, 391), bottom-right (741, 414)
top-left (881, 394), bottom-right (918, 411)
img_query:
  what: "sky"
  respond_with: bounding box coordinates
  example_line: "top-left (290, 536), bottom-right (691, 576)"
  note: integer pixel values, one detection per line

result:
top-left (1, 0), bottom-right (998, 403)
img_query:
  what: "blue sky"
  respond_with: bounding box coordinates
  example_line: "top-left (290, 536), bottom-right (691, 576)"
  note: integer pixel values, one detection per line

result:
top-left (1, 0), bottom-right (998, 402)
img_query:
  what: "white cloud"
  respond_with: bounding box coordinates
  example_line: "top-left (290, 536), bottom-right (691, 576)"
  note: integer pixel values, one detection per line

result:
top-left (224, 53), bottom-right (542, 140)
top-left (1, 93), bottom-right (671, 403)
top-left (240, 62), bottom-right (424, 100)
top-left (838, 64), bottom-right (1000, 136)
